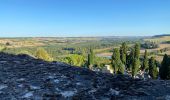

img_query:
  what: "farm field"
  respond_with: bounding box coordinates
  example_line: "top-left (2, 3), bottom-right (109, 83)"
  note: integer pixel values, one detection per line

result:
top-left (1, 35), bottom-right (170, 65)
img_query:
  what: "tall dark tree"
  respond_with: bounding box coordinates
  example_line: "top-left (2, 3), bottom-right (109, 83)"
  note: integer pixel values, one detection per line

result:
top-left (132, 58), bottom-right (140, 78)
top-left (131, 43), bottom-right (141, 77)
top-left (142, 50), bottom-right (149, 72)
top-left (112, 48), bottom-right (124, 74)
top-left (87, 54), bottom-right (91, 68)
top-left (160, 54), bottom-right (170, 79)
top-left (88, 48), bottom-right (95, 69)
top-left (120, 42), bottom-right (127, 65)
top-left (134, 43), bottom-right (140, 59)
top-left (126, 48), bottom-right (135, 71)
top-left (149, 57), bottom-right (158, 79)
top-left (90, 48), bottom-right (94, 64)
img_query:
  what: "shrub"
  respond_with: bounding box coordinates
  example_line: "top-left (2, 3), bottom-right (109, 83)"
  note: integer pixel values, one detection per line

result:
top-left (0, 45), bottom-right (6, 52)
top-left (35, 48), bottom-right (53, 61)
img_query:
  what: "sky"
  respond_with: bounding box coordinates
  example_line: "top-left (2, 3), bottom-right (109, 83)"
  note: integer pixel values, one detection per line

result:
top-left (0, 0), bottom-right (170, 37)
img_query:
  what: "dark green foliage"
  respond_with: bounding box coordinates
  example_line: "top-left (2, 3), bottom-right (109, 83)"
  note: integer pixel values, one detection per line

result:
top-left (160, 54), bottom-right (170, 79)
top-left (152, 66), bottom-right (159, 79)
top-left (131, 43), bottom-right (141, 77)
top-left (90, 49), bottom-right (94, 65)
top-left (126, 48), bottom-right (135, 71)
top-left (132, 58), bottom-right (140, 77)
top-left (120, 42), bottom-right (127, 65)
top-left (134, 43), bottom-right (140, 59)
top-left (112, 48), bottom-right (124, 74)
top-left (149, 57), bottom-right (158, 79)
top-left (117, 63), bottom-right (125, 74)
top-left (142, 50), bottom-right (149, 71)
top-left (141, 42), bottom-right (159, 49)
top-left (112, 48), bottom-right (120, 73)
top-left (5, 42), bottom-right (10, 46)
top-left (88, 54), bottom-right (91, 67)
top-left (88, 49), bottom-right (95, 68)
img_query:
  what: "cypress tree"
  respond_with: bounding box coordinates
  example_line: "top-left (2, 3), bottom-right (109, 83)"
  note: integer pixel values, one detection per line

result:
top-left (142, 50), bottom-right (149, 72)
top-left (149, 57), bottom-right (158, 79)
top-left (131, 43), bottom-right (141, 77)
top-left (112, 48), bottom-right (124, 74)
top-left (120, 42), bottom-right (127, 65)
top-left (160, 54), bottom-right (170, 79)
top-left (87, 54), bottom-right (92, 69)
top-left (126, 48), bottom-right (135, 71)
top-left (88, 48), bottom-right (94, 68)
top-left (132, 58), bottom-right (140, 78)
top-left (90, 48), bottom-right (94, 65)
top-left (134, 43), bottom-right (140, 59)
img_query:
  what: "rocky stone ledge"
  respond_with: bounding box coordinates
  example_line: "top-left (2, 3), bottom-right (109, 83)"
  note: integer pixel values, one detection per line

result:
top-left (0, 53), bottom-right (170, 100)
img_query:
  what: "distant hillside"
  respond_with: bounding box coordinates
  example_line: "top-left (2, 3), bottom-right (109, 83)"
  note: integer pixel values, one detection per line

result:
top-left (153, 34), bottom-right (170, 38)
top-left (144, 34), bottom-right (170, 43)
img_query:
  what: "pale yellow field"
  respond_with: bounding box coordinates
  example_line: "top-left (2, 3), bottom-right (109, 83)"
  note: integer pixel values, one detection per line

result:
top-left (94, 47), bottom-right (113, 53)
top-left (96, 52), bottom-right (112, 56)
top-left (140, 44), bottom-right (170, 53)
top-left (96, 43), bottom-right (170, 62)
top-left (144, 36), bottom-right (170, 43)
top-left (0, 39), bottom-right (45, 48)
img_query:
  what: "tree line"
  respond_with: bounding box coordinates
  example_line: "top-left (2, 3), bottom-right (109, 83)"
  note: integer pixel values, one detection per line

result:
top-left (35, 43), bottom-right (170, 80)
top-left (1, 41), bottom-right (170, 80)
top-left (109, 42), bottom-right (170, 79)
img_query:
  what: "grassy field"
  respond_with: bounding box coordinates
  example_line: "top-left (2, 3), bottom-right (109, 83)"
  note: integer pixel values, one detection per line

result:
top-left (144, 36), bottom-right (170, 43)
top-left (1, 36), bottom-right (170, 63)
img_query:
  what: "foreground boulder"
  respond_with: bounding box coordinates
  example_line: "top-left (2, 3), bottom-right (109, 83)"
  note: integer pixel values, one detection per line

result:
top-left (0, 53), bottom-right (170, 100)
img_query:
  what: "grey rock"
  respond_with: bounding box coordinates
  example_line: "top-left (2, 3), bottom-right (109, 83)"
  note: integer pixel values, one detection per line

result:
top-left (0, 52), bottom-right (170, 100)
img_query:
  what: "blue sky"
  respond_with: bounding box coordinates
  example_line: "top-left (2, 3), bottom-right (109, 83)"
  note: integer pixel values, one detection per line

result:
top-left (0, 0), bottom-right (170, 37)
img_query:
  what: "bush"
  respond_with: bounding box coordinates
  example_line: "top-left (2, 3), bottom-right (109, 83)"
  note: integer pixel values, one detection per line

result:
top-left (0, 45), bottom-right (6, 52)
top-left (62, 54), bottom-right (85, 67)
top-left (35, 48), bottom-right (53, 61)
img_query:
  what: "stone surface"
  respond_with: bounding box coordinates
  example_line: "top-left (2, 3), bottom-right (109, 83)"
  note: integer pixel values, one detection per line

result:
top-left (0, 52), bottom-right (170, 100)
